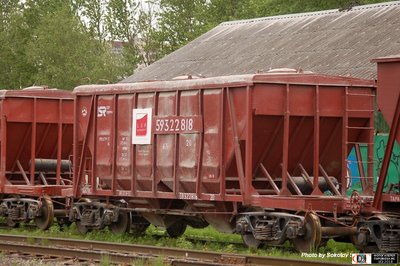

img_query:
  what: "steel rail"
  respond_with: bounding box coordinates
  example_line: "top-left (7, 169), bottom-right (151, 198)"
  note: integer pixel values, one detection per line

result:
top-left (0, 233), bottom-right (347, 266)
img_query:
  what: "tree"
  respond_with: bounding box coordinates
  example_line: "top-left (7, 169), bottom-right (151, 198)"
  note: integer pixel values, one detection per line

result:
top-left (26, 5), bottom-right (121, 89)
top-left (105, 0), bottom-right (141, 74)
top-left (0, 0), bottom-right (20, 27)
top-left (155, 0), bottom-right (210, 57)
top-left (136, 1), bottom-right (162, 66)
top-left (206, 0), bottom-right (249, 24)
top-left (0, 4), bottom-right (37, 89)
top-left (72, 0), bottom-right (108, 41)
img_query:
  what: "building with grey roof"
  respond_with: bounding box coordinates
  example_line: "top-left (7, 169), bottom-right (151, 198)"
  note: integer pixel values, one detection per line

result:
top-left (122, 1), bottom-right (400, 83)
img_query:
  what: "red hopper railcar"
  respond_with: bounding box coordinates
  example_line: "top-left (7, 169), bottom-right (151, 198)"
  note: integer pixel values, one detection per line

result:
top-left (0, 87), bottom-right (74, 229)
top-left (71, 69), bottom-right (399, 252)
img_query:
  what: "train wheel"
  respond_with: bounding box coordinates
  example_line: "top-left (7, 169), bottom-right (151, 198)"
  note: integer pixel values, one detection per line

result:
top-left (167, 221), bottom-right (187, 238)
top-left (242, 233), bottom-right (261, 248)
top-left (109, 210), bottom-right (130, 234)
top-left (35, 196), bottom-right (54, 230)
top-left (291, 212), bottom-right (322, 252)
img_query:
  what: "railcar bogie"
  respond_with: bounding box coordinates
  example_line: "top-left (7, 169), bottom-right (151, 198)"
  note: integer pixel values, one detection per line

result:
top-left (0, 197), bottom-right (43, 228)
top-left (71, 200), bottom-right (118, 233)
top-left (236, 211), bottom-right (301, 248)
top-left (355, 214), bottom-right (400, 252)
top-left (0, 195), bottom-right (69, 230)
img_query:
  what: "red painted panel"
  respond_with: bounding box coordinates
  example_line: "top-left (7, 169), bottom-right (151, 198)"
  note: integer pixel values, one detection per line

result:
top-left (135, 93), bottom-right (154, 192)
top-left (155, 92), bottom-right (176, 193)
top-left (116, 95), bottom-right (134, 191)
top-left (95, 95), bottom-right (114, 190)
top-left (201, 90), bottom-right (222, 194)
top-left (253, 84), bottom-right (284, 115)
top-left (288, 85), bottom-right (314, 116)
top-left (374, 57), bottom-right (400, 143)
top-left (319, 87), bottom-right (343, 117)
top-left (178, 90), bottom-right (201, 194)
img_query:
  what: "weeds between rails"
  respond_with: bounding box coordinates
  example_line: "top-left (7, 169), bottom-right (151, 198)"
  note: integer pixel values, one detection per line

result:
top-left (0, 219), bottom-right (357, 264)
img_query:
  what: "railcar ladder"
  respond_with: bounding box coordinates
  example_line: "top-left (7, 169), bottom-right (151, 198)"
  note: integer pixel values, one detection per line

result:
top-left (344, 88), bottom-right (375, 196)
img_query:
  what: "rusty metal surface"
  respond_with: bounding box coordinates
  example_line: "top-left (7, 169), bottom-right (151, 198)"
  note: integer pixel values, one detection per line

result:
top-left (372, 55), bottom-right (400, 143)
top-left (372, 55), bottom-right (400, 210)
top-left (123, 2), bottom-right (400, 83)
top-left (0, 233), bottom-right (348, 266)
top-left (0, 86), bottom-right (73, 99)
top-left (74, 72), bottom-right (375, 213)
top-left (0, 87), bottom-right (74, 196)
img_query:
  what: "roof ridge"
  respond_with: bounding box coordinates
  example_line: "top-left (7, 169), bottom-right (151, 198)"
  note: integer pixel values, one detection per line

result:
top-left (219, 1), bottom-right (400, 26)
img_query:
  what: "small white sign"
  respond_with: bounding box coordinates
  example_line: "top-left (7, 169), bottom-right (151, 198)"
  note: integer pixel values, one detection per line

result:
top-left (81, 106), bottom-right (87, 117)
top-left (132, 108), bottom-right (152, 144)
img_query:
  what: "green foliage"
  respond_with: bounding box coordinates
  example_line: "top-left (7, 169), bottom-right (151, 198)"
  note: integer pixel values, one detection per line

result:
top-left (153, 256), bottom-right (166, 266)
top-left (132, 258), bottom-right (146, 266)
top-left (0, 222), bottom-right (357, 264)
top-left (0, 0), bottom-right (126, 90)
top-left (207, 0), bottom-right (394, 22)
top-left (26, 237), bottom-right (35, 245)
top-left (175, 237), bottom-right (194, 249)
top-left (0, 0), bottom-right (394, 89)
top-left (136, 3), bottom-right (163, 66)
top-left (74, 0), bottom-right (108, 40)
top-left (105, 0), bottom-right (139, 41)
top-left (25, 5), bottom-right (120, 89)
top-left (0, 7), bottom-right (36, 89)
top-left (100, 253), bottom-right (111, 266)
top-left (155, 0), bottom-right (210, 57)
top-left (0, 0), bottom-right (20, 26)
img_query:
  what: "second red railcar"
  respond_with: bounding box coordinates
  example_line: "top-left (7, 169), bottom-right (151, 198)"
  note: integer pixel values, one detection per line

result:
top-left (0, 87), bottom-right (74, 229)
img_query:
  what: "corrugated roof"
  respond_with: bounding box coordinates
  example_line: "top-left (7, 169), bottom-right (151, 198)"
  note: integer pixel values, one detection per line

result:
top-left (122, 1), bottom-right (400, 83)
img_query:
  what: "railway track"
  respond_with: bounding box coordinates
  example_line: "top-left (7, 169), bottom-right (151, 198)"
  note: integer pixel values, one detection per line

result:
top-left (0, 233), bottom-right (347, 266)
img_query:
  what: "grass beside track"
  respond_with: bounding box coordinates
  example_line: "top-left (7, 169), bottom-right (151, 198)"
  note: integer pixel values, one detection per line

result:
top-left (0, 222), bottom-right (357, 264)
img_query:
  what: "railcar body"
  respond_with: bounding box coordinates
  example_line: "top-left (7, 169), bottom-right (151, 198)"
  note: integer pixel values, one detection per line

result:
top-left (71, 70), bottom-right (399, 252)
top-left (372, 56), bottom-right (400, 212)
top-left (0, 87), bottom-right (74, 229)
